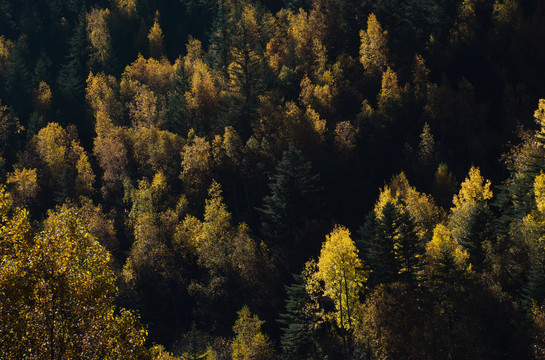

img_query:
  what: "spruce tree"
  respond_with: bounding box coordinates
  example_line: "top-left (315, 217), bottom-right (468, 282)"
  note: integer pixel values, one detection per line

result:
top-left (258, 145), bottom-right (320, 269)
top-left (278, 273), bottom-right (325, 360)
top-left (358, 202), bottom-right (423, 287)
top-left (167, 65), bottom-right (190, 134)
top-left (3, 37), bottom-right (33, 120)
top-left (362, 201), bottom-right (399, 286)
top-left (56, 13), bottom-right (88, 134)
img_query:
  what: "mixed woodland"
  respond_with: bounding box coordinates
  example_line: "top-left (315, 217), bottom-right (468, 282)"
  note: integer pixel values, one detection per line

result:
top-left (4, 0), bottom-right (545, 358)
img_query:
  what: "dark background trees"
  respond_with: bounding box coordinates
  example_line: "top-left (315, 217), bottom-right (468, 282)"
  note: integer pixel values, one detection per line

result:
top-left (2, 0), bottom-right (545, 358)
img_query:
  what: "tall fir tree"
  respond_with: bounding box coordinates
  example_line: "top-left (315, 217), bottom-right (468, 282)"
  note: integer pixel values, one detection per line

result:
top-left (278, 272), bottom-right (326, 360)
top-left (56, 12), bottom-right (89, 136)
top-left (258, 144), bottom-right (321, 270)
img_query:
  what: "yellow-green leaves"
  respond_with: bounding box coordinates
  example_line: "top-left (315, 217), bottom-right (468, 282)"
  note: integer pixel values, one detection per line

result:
top-left (426, 224), bottom-right (469, 271)
top-left (449, 166), bottom-right (493, 243)
top-left (86, 8), bottom-right (112, 68)
top-left (359, 13), bottom-right (389, 78)
top-left (452, 166), bottom-right (493, 209)
top-left (535, 172), bottom-right (545, 213)
top-left (0, 199), bottom-right (147, 358)
top-left (148, 12), bottom-right (164, 59)
top-left (314, 225), bottom-right (365, 330)
top-left (231, 306), bottom-right (275, 360)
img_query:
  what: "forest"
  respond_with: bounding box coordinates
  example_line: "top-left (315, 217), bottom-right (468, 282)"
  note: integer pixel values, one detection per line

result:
top-left (2, 0), bottom-right (545, 358)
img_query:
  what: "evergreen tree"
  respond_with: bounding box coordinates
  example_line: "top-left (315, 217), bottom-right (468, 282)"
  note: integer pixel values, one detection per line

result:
top-left (258, 144), bottom-right (321, 269)
top-left (209, 0), bottom-right (231, 77)
top-left (226, 4), bottom-right (264, 136)
top-left (167, 64), bottom-right (190, 134)
top-left (395, 210), bottom-right (424, 286)
top-left (56, 12), bottom-right (88, 134)
top-left (358, 201), bottom-right (424, 287)
top-left (3, 37), bottom-right (33, 120)
top-left (278, 272), bottom-right (326, 360)
top-left (460, 201), bottom-right (496, 273)
top-left (360, 202), bottom-right (399, 286)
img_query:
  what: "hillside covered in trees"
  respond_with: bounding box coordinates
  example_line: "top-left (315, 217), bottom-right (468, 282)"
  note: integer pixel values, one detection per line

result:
top-left (3, 0), bottom-right (545, 358)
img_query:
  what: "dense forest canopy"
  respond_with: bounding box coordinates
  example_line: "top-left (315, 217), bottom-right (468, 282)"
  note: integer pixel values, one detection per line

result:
top-left (3, 0), bottom-right (545, 358)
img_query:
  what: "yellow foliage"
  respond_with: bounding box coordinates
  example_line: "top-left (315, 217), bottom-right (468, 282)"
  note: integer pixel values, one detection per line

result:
top-left (374, 173), bottom-right (444, 239)
top-left (127, 81), bottom-right (158, 127)
top-left (426, 224), bottom-right (469, 269)
top-left (265, 37), bottom-right (286, 74)
top-left (186, 61), bottom-right (220, 123)
top-left (452, 166), bottom-right (493, 209)
top-left (148, 16), bottom-right (164, 59)
top-left (535, 99), bottom-right (545, 134)
top-left (231, 306), bottom-right (275, 360)
top-left (334, 120), bottom-right (358, 154)
top-left (314, 225), bottom-right (365, 330)
top-left (86, 8), bottom-right (112, 67)
top-left (493, 0), bottom-right (521, 29)
top-left (35, 122), bottom-right (69, 176)
top-left (180, 135), bottom-right (211, 193)
top-left (534, 172), bottom-right (545, 214)
top-left (287, 9), bottom-right (327, 76)
top-left (123, 54), bottom-right (181, 95)
top-left (0, 203), bottom-right (148, 357)
top-left (184, 37), bottom-right (205, 71)
top-left (374, 187), bottom-right (400, 218)
top-left (74, 143), bottom-right (95, 196)
top-left (86, 72), bottom-right (122, 132)
top-left (0, 36), bottom-right (13, 72)
top-left (306, 106), bottom-right (327, 138)
top-left (6, 168), bottom-right (39, 207)
top-left (450, 0), bottom-right (476, 43)
top-left (33, 81), bottom-right (52, 113)
top-left (111, 0), bottom-right (137, 17)
top-left (378, 67), bottom-right (403, 112)
top-left (360, 13), bottom-right (389, 77)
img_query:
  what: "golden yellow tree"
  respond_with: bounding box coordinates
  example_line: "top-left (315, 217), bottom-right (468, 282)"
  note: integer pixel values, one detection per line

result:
top-left (426, 224), bottom-right (469, 273)
top-left (148, 12), bottom-right (164, 59)
top-left (377, 67), bottom-right (403, 113)
top-left (6, 167), bottom-right (39, 208)
top-left (449, 166), bottom-right (493, 241)
top-left (0, 188), bottom-right (148, 359)
top-left (312, 225), bottom-right (365, 356)
top-left (86, 8), bottom-right (112, 68)
top-left (360, 13), bottom-right (389, 79)
top-left (231, 306), bottom-right (275, 360)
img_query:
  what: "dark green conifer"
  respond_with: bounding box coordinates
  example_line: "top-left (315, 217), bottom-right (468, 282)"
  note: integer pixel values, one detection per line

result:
top-left (258, 145), bottom-right (320, 267)
top-left (167, 65), bottom-right (190, 134)
top-left (278, 273), bottom-right (326, 360)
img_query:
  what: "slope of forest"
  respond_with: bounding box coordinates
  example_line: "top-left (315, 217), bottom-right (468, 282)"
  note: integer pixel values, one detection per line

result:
top-left (2, 0), bottom-right (545, 358)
